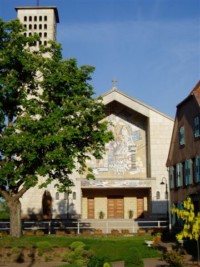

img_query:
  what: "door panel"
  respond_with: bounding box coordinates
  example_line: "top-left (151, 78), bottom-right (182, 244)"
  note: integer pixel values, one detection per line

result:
top-left (137, 198), bottom-right (144, 218)
top-left (108, 197), bottom-right (124, 218)
top-left (88, 198), bottom-right (94, 219)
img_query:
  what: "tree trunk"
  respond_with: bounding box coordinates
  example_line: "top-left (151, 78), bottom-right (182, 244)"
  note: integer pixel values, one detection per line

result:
top-left (7, 198), bottom-right (22, 238)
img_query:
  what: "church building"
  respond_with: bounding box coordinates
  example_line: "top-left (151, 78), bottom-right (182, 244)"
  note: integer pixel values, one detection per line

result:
top-left (15, 6), bottom-right (174, 225)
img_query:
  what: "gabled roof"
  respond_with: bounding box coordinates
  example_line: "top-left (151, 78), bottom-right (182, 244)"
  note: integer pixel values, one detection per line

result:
top-left (102, 86), bottom-right (174, 121)
top-left (191, 80), bottom-right (200, 105)
top-left (177, 80), bottom-right (200, 108)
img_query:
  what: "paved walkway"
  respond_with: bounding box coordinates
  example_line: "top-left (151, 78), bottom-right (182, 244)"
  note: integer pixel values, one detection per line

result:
top-left (143, 257), bottom-right (167, 267)
top-left (142, 240), bottom-right (172, 267)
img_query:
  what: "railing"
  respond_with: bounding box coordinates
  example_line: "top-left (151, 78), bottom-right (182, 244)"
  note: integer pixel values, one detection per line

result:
top-left (0, 219), bottom-right (168, 234)
top-left (79, 219), bottom-right (168, 234)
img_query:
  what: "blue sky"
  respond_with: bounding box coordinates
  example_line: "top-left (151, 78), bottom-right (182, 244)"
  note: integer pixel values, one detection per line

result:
top-left (0, 0), bottom-right (200, 117)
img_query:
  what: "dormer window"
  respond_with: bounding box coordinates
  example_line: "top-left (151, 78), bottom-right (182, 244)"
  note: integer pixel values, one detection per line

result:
top-left (179, 126), bottom-right (185, 145)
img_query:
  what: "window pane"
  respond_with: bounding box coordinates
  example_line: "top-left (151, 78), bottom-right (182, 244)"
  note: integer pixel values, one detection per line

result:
top-left (169, 167), bottom-right (175, 189)
top-left (176, 163), bottom-right (183, 187)
top-left (195, 156), bottom-right (200, 183)
top-left (73, 192), bottom-right (76, 200)
top-left (156, 191), bottom-right (160, 200)
top-left (194, 117), bottom-right (200, 138)
top-left (179, 127), bottom-right (185, 145)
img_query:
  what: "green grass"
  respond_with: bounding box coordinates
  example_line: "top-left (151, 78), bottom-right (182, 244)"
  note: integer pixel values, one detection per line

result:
top-left (0, 235), bottom-right (161, 267)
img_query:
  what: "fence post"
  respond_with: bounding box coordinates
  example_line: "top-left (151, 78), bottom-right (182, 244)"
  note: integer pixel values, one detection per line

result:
top-left (77, 220), bottom-right (80, 235)
top-left (48, 221), bottom-right (51, 235)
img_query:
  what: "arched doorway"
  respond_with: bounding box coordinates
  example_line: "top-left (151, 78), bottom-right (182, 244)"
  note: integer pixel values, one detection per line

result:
top-left (42, 190), bottom-right (52, 219)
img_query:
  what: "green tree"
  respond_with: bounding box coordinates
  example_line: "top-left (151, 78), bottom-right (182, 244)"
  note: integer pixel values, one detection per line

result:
top-left (172, 197), bottom-right (200, 264)
top-left (0, 19), bottom-right (113, 237)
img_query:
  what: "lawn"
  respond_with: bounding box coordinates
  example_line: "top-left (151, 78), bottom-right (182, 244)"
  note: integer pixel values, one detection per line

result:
top-left (0, 234), bottom-right (161, 267)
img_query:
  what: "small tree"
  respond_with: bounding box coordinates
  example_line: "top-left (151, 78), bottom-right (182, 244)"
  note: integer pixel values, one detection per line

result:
top-left (172, 197), bottom-right (200, 265)
top-left (0, 19), bottom-right (113, 237)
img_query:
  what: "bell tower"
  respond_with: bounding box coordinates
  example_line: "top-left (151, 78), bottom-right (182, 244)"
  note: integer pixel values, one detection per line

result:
top-left (15, 6), bottom-right (59, 46)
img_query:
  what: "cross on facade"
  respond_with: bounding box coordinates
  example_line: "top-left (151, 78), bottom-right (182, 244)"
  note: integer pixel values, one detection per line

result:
top-left (37, 0), bottom-right (40, 6)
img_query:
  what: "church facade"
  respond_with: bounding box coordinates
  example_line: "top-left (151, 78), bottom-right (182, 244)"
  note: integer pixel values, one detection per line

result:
top-left (21, 86), bottom-right (174, 221)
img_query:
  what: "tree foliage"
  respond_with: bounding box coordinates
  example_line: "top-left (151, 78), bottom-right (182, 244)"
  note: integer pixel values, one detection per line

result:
top-left (172, 197), bottom-right (200, 241)
top-left (0, 19), bottom-right (113, 236)
top-left (172, 197), bottom-right (200, 264)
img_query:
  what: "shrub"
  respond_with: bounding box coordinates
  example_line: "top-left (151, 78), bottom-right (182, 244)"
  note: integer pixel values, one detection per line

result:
top-left (87, 255), bottom-right (107, 267)
top-left (75, 258), bottom-right (87, 267)
top-left (36, 241), bottom-right (52, 256)
top-left (163, 250), bottom-right (187, 267)
top-left (70, 241), bottom-right (85, 250)
top-left (74, 246), bottom-right (85, 256)
top-left (62, 251), bottom-right (75, 263)
top-left (62, 252), bottom-right (69, 262)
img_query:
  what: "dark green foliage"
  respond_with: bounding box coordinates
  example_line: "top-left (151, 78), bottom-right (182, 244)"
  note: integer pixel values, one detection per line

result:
top-left (0, 18), bottom-right (113, 237)
top-left (184, 239), bottom-right (200, 260)
top-left (0, 200), bottom-right (9, 219)
top-left (87, 255), bottom-right (107, 267)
